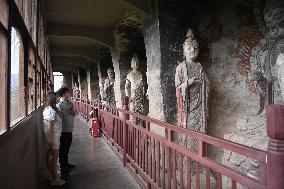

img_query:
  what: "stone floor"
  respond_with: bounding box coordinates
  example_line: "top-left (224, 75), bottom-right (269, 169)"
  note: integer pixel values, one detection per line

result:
top-left (39, 117), bottom-right (140, 189)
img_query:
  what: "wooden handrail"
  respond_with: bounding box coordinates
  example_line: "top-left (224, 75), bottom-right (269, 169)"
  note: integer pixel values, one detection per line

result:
top-left (73, 97), bottom-right (278, 189)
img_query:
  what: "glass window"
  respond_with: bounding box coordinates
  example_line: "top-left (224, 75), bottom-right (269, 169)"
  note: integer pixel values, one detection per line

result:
top-left (28, 47), bottom-right (36, 113)
top-left (10, 27), bottom-right (25, 126)
top-left (37, 68), bottom-right (40, 107)
top-left (0, 29), bottom-right (8, 134)
top-left (53, 72), bottom-right (63, 92)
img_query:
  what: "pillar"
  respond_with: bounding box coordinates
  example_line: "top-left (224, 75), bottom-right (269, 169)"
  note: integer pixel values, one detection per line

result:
top-left (143, 0), bottom-right (189, 136)
top-left (87, 64), bottom-right (100, 101)
top-left (78, 67), bottom-right (87, 99)
top-left (97, 49), bottom-right (114, 100)
top-left (111, 50), bottom-right (131, 108)
top-left (144, 17), bottom-right (165, 136)
top-left (267, 104), bottom-right (284, 189)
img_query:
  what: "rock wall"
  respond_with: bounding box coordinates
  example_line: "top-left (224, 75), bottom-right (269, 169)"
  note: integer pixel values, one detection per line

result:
top-left (185, 0), bottom-right (271, 179)
top-left (150, 0), bottom-right (273, 179)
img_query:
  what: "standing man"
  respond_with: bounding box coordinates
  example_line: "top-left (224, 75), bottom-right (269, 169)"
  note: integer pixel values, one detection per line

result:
top-left (57, 87), bottom-right (76, 171)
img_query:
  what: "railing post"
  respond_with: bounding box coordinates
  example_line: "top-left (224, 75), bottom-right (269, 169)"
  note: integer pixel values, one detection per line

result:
top-left (123, 96), bottom-right (129, 167)
top-left (267, 104), bottom-right (284, 189)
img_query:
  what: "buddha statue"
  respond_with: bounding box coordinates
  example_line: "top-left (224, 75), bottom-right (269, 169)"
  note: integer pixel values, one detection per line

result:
top-left (175, 29), bottom-right (209, 151)
top-left (125, 53), bottom-right (145, 121)
top-left (103, 68), bottom-right (116, 107)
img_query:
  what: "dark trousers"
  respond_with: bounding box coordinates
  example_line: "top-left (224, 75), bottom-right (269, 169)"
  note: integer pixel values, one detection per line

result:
top-left (59, 132), bottom-right (73, 168)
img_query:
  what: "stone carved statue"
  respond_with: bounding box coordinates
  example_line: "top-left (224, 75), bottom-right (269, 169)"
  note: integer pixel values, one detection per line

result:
top-left (103, 68), bottom-right (116, 107)
top-left (175, 29), bottom-right (209, 151)
top-left (276, 53), bottom-right (284, 101)
top-left (250, 0), bottom-right (284, 111)
top-left (82, 80), bottom-right (88, 100)
top-left (125, 54), bottom-right (145, 123)
top-left (73, 82), bottom-right (80, 98)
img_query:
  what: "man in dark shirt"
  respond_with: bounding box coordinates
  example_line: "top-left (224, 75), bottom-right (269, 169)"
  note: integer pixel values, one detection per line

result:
top-left (57, 87), bottom-right (76, 171)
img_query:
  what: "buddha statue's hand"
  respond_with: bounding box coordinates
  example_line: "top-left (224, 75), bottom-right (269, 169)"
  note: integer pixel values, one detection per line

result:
top-left (187, 77), bottom-right (198, 85)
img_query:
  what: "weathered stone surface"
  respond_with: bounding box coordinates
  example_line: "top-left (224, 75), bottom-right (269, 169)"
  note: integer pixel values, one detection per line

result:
top-left (87, 64), bottom-right (100, 101)
top-left (144, 16), bottom-right (166, 136)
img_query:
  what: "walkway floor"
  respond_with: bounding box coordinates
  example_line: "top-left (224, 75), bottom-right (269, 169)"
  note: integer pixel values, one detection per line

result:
top-left (40, 117), bottom-right (140, 189)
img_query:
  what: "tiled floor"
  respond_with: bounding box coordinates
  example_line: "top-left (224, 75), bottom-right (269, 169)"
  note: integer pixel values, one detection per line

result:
top-left (39, 117), bottom-right (140, 189)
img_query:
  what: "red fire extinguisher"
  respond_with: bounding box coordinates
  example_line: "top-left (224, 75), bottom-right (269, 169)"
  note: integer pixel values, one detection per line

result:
top-left (89, 118), bottom-right (99, 137)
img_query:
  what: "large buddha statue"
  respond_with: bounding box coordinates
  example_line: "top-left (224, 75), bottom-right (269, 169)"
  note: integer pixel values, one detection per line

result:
top-left (125, 53), bottom-right (145, 119)
top-left (82, 80), bottom-right (88, 100)
top-left (73, 82), bottom-right (80, 98)
top-left (250, 0), bottom-right (284, 110)
top-left (175, 29), bottom-right (209, 151)
top-left (103, 68), bottom-right (116, 107)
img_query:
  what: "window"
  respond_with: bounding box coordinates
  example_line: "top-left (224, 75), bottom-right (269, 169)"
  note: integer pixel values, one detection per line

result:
top-left (41, 70), bottom-right (46, 103)
top-left (28, 47), bottom-right (36, 113)
top-left (36, 61), bottom-right (41, 107)
top-left (0, 0), bottom-right (8, 134)
top-left (54, 72), bottom-right (63, 92)
top-left (0, 30), bottom-right (8, 134)
top-left (10, 27), bottom-right (25, 126)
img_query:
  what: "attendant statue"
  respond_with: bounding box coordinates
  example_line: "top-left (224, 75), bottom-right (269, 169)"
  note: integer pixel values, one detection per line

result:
top-left (125, 54), bottom-right (145, 124)
top-left (175, 29), bottom-right (209, 151)
top-left (250, 0), bottom-right (284, 110)
top-left (276, 53), bottom-right (284, 102)
top-left (73, 82), bottom-right (80, 98)
top-left (82, 80), bottom-right (88, 100)
top-left (103, 68), bottom-right (116, 107)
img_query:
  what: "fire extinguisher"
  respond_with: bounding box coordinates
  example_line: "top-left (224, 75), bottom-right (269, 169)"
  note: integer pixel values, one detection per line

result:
top-left (89, 118), bottom-right (99, 137)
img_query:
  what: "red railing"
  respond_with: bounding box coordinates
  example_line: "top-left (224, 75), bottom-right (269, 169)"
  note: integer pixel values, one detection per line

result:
top-left (73, 97), bottom-right (284, 189)
top-left (72, 98), bottom-right (96, 122)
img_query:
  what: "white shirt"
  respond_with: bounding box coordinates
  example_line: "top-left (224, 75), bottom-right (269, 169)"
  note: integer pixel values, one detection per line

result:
top-left (43, 106), bottom-right (62, 135)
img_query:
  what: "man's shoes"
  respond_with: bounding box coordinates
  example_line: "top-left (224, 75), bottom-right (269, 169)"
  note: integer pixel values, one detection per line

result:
top-left (67, 163), bottom-right (76, 168)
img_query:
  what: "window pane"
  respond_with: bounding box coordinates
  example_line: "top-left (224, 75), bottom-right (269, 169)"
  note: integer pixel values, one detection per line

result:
top-left (10, 27), bottom-right (25, 126)
top-left (54, 72), bottom-right (63, 92)
top-left (28, 47), bottom-right (35, 113)
top-left (0, 30), bottom-right (8, 134)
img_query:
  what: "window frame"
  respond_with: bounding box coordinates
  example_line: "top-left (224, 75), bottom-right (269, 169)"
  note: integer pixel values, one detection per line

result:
top-left (9, 24), bottom-right (27, 128)
top-left (0, 0), bottom-right (52, 136)
top-left (0, 23), bottom-right (9, 135)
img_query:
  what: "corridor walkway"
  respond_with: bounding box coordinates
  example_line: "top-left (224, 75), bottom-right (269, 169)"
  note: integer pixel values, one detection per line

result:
top-left (40, 117), bottom-right (140, 189)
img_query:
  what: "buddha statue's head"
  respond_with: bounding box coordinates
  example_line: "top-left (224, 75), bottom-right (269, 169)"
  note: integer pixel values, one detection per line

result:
top-left (131, 53), bottom-right (140, 70)
top-left (183, 29), bottom-right (199, 62)
top-left (107, 68), bottom-right (115, 79)
top-left (264, 0), bottom-right (284, 38)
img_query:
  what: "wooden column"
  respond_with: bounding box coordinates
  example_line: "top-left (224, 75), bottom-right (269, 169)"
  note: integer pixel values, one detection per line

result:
top-left (267, 104), bottom-right (284, 189)
top-left (123, 96), bottom-right (129, 167)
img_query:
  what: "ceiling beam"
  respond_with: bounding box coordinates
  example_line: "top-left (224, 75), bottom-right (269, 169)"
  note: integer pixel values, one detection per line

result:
top-left (50, 46), bottom-right (98, 63)
top-left (117, 0), bottom-right (151, 18)
top-left (47, 24), bottom-right (114, 48)
top-left (51, 56), bottom-right (91, 69)
top-left (52, 63), bottom-right (79, 73)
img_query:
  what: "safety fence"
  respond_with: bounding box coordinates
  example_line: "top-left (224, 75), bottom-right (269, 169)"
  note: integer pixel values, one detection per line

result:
top-left (73, 97), bottom-right (284, 189)
top-left (72, 98), bottom-right (97, 122)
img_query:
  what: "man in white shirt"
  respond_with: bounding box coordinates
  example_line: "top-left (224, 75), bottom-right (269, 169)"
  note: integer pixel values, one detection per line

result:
top-left (57, 87), bottom-right (76, 171)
